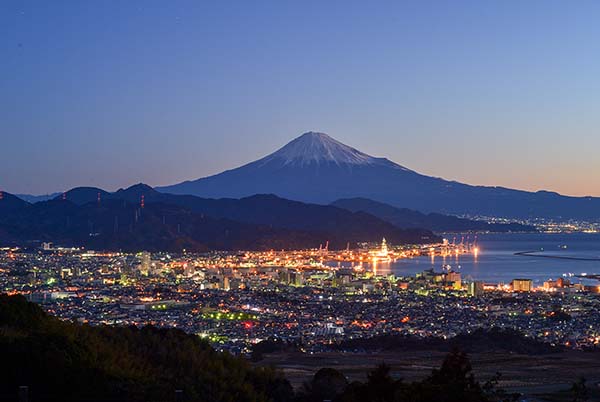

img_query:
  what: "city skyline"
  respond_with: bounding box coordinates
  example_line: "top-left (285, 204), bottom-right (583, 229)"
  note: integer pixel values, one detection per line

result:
top-left (3, 1), bottom-right (600, 196)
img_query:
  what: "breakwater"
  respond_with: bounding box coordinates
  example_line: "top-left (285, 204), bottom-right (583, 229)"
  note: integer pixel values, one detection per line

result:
top-left (514, 250), bottom-right (600, 262)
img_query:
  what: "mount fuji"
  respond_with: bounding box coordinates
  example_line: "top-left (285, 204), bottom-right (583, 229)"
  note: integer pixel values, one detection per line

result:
top-left (158, 132), bottom-right (600, 220)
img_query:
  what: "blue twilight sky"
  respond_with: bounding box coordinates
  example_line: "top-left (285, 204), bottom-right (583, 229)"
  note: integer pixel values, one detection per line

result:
top-left (2, 0), bottom-right (600, 196)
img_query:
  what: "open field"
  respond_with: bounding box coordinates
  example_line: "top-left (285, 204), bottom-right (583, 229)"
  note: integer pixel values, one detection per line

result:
top-left (257, 349), bottom-right (600, 400)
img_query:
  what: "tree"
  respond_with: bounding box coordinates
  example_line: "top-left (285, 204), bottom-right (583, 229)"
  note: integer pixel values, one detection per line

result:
top-left (414, 348), bottom-right (487, 402)
top-left (366, 363), bottom-right (399, 402)
top-left (298, 367), bottom-right (348, 402)
top-left (571, 377), bottom-right (588, 402)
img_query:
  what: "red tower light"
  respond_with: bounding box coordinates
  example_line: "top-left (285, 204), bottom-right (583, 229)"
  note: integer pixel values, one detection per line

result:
top-left (141, 195), bottom-right (145, 209)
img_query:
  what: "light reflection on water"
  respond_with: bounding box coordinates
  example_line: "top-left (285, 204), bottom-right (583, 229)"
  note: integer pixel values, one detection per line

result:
top-left (329, 233), bottom-right (600, 285)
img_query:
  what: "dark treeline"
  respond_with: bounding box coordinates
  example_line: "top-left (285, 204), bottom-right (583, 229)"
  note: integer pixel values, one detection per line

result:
top-left (0, 294), bottom-right (292, 402)
top-left (332, 328), bottom-right (561, 355)
top-left (249, 327), bottom-right (561, 365)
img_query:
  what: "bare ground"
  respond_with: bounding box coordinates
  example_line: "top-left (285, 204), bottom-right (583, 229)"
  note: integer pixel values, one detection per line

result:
top-left (256, 349), bottom-right (600, 400)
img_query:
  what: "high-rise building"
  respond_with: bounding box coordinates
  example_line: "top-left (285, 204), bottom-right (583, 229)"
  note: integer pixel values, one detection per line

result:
top-left (468, 281), bottom-right (485, 297)
top-left (512, 278), bottom-right (533, 292)
top-left (139, 251), bottom-right (151, 275)
top-left (278, 268), bottom-right (290, 284)
top-left (290, 270), bottom-right (304, 286)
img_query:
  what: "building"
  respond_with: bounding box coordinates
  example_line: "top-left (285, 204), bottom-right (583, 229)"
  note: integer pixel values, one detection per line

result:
top-left (139, 251), bottom-right (151, 275)
top-left (371, 238), bottom-right (392, 263)
top-left (278, 268), bottom-right (290, 284)
top-left (468, 281), bottom-right (485, 297)
top-left (512, 278), bottom-right (533, 292)
top-left (445, 271), bottom-right (462, 289)
top-left (543, 280), bottom-right (557, 291)
top-left (290, 270), bottom-right (304, 286)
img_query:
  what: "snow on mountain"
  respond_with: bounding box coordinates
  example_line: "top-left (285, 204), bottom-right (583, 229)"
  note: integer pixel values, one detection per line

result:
top-left (257, 132), bottom-right (411, 170)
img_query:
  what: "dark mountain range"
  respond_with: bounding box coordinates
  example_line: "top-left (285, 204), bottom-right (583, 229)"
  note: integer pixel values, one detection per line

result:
top-left (0, 191), bottom-right (29, 213)
top-left (157, 131), bottom-right (600, 220)
top-left (0, 185), bottom-right (439, 251)
top-left (61, 187), bottom-right (111, 205)
top-left (58, 184), bottom-right (436, 242)
top-left (332, 198), bottom-right (536, 232)
top-left (0, 198), bottom-right (316, 252)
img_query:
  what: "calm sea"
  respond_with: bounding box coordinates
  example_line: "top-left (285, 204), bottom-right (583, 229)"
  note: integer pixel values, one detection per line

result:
top-left (355, 233), bottom-right (600, 285)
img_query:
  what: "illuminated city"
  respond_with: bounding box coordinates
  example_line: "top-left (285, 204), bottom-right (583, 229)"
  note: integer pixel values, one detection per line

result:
top-left (3, 237), bottom-right (600, 357)
top-left (4, 1), bottom-right (600, 400)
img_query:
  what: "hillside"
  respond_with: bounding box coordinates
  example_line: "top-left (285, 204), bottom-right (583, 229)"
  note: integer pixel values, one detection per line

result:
top-left (0, 198), bottom-right (315, 251)
top-left (0, 294), bottom-right (292, 402)
top-left (332, 198), bottom-right (536, 232)
top-left (0, 191), bottom-right (30, 213)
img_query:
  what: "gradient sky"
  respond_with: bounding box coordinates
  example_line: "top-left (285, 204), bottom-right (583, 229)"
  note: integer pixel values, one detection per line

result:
top-left (2, 1), bottom-right (600, 196)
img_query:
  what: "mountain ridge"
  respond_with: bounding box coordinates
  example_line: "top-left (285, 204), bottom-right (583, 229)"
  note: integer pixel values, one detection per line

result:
top-left (157, 132), bottom-right (600, 220)
top-left (332, 198), bottom-right (536, 233)
top-left (0, 185), bottom-right (439, 251)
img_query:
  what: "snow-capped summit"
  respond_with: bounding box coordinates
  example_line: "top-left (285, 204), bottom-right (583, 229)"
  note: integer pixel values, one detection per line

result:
top-left (258, 131), bottom-right (408, 169)
top-left (264, 131), bottom-right (374, 166)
